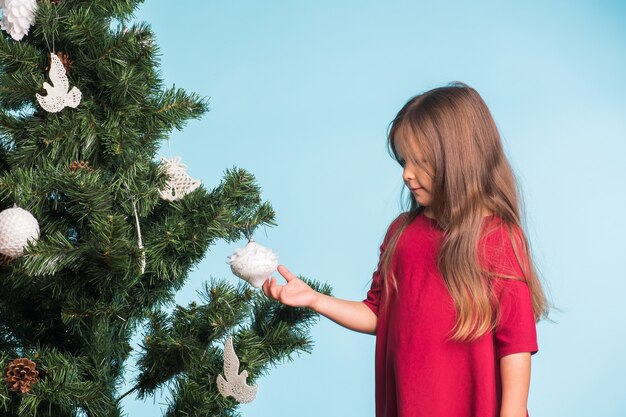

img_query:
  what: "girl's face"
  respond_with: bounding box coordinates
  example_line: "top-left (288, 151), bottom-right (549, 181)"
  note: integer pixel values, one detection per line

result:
top-left (394, 129), bottom-right (435, 211)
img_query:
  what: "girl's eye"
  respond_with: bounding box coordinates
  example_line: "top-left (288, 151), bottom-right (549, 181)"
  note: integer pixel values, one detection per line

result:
top-left (399, 158), bottom-right (406, 167)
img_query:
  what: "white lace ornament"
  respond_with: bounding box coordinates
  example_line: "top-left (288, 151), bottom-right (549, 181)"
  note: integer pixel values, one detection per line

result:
top-left (216, 336), bottom-right (258, 403)
top-left (158, 156), bottom-right (201, 201)
top-left (226, 240), bottom-right (278, 288)
top-left (36, 53), bottom-right (82, 113)
top-left (0, 0), bottom-right (38, 41)
top-left (0, 206), bottom-right (39, 258)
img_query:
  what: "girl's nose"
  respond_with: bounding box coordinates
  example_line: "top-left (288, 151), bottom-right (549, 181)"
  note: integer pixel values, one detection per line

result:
top-left (403, 168), bottom-right (415, 182)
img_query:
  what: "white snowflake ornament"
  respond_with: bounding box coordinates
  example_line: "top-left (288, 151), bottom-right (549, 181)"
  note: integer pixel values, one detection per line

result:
top-left (0, 0), bottom-right (38, 41)
top-left (216, 336), bottom-right (258, 403)
top-left (0, 206), bottom-right (39, 258)
top-left (158, 156), bottom-right (201, 201)
top-left (226, 240), bottom-right (278, 288)
top-left (36, 53), bottom-right (82, 113)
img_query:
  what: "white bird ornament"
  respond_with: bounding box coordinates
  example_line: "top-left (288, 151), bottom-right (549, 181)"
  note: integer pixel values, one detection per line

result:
top-left (216, 336), bottom-right (258, 403)
top-left (36, 53), bottom-right (82, 113)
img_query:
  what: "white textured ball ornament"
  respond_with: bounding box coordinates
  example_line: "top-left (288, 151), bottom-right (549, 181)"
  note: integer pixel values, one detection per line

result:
top-left (0, 206), bottom-right (39, 258)
top-left (226, 241), bottom-right (278, 288)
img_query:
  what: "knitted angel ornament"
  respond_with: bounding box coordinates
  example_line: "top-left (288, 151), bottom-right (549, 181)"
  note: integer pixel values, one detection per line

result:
top-left (226, 240), bottom-right (278, 288)
top-left (158, 156), bottom-right (201, 201)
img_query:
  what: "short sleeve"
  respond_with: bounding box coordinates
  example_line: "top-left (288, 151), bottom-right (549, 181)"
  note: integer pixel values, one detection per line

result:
top-left (362, 215), bottom-right (405, 316)
top-left (483, 220), bottom-right (539, 359)
top-left (492, 278), bottom-right (538, 359)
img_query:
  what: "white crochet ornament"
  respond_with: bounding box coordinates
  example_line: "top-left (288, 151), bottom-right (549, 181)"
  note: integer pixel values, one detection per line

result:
top-left (158, 156), bottom-right (201, 201)
top-left (0, 0), bottom-right (38, 41)
top-left (216, 336), bottom-right (258, 403)
top-left (226, 241), bottom-right (278, 288)
top-left (36, 53), bottom-right (82, 113)
top-left (0, 206), bottom-right (39, 258)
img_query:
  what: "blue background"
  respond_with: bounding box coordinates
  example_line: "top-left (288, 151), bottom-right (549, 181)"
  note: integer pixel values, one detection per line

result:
top-left (119, 1), bottom-right (626, 416)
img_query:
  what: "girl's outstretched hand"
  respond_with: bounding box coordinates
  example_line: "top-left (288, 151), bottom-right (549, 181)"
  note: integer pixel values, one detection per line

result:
top-left (262, 265), bottom-right (318, 308)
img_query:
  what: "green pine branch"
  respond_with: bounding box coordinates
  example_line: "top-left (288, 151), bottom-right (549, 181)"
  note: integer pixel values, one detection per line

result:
top-left (132, 278), bottom-right (332, 417)
top-left (0, 1), bottom-right (331, 416)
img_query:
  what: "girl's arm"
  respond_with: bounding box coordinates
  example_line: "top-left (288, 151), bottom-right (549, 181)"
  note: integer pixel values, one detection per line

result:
top-left (499, 352), bottom-right (532, 417)
top-left (262, 265), bottom-right (378, 335)
top-left (310, 292), bottom-right (378, 335)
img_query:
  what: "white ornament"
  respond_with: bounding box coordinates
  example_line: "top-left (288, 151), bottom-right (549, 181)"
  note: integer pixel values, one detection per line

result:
top-left (226, 241), bottom-right (278, 288)
top-left (36, 53), bottom-right (82, 113)
top-left (0, 206), bottom-right (39, 258)
top-left (216, 336), bottom-right (258, 403)
top-left (158, 156), bottom-right (201, 201)
top-left (0, 0), bottom-right (38, 41)
top-left (130, 198), bottom-right (146, 275)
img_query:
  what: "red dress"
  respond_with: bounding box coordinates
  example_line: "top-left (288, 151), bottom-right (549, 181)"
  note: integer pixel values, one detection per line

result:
top-left (362, 212), bottom-right (538, 417)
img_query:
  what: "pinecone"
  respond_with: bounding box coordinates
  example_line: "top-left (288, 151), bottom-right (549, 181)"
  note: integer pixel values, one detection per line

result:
top-left (69, 160), bottom-right (93, 172)
top-left (5, 358), bottom-right (39, 394)
top-left (47, 52), bottom-right (73, 74)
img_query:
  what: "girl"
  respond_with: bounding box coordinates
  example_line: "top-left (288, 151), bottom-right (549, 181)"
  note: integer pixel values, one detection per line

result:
top-left (262, 82), bottom-right (549, 417)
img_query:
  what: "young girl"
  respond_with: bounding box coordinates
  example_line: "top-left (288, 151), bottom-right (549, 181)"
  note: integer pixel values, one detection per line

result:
top-left (262, 82), bottom-right (549, 417)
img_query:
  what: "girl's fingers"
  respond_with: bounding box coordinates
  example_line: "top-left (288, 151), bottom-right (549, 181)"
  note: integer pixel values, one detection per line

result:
top-left (269, 277), bottom-right (281, 299)
top-left (277, 265), bottom-right (297, 282)
top-left (263, 277), bottom-right (276, 299)
top-left (262, 278), bottom-right (271, 298)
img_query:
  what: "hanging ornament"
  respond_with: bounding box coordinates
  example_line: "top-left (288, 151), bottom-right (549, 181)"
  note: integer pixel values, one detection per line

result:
top-left (46, 51), bottom-right (73, 74)
top-left (4, 358), bottom-right (39, 394)
top-left (158, 156), bottom-right (201, 201)
top-left (226, 240), bottom-right (278, 288)
top-left (216, 336), bottom-right (258, 403)
top-left (131, 197), bottom-right (146, 275)
top-left (0, 0), bottom-right (38, 41)
top-left (0, 206), bottom-right (39, 258)
top-left (36, 52), bottom-right (82, 113)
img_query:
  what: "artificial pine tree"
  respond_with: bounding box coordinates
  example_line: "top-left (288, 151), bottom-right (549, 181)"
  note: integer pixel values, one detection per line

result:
top-left (0, 1), bottom-right (331, 416)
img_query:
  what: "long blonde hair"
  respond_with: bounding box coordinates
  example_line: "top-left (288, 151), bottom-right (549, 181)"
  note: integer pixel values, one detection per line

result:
top-left (379, 82), bottom-right (549, 342)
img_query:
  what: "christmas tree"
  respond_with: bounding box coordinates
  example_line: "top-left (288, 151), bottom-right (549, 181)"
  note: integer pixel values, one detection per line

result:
top-left (0, 1), bottom-right (331, 416)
